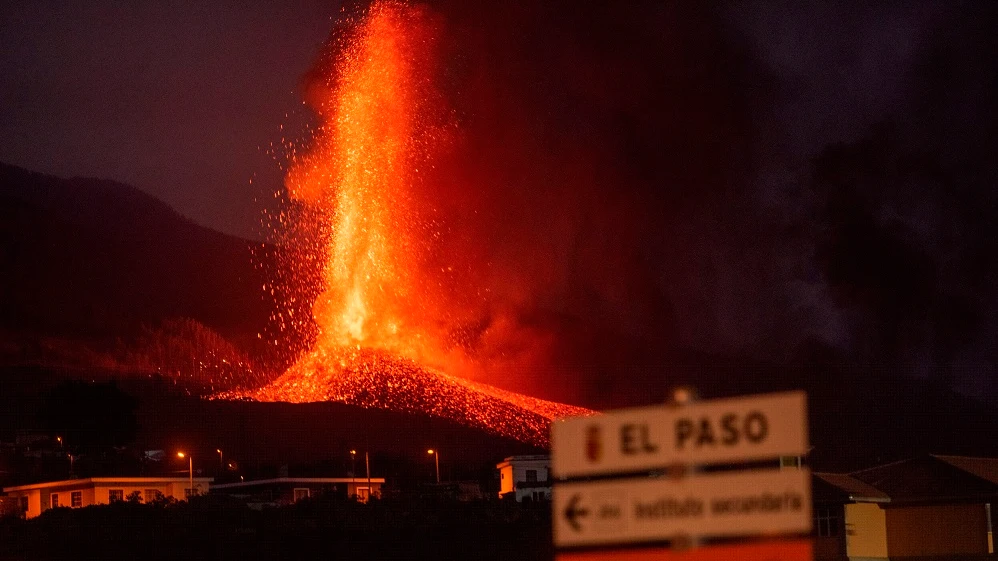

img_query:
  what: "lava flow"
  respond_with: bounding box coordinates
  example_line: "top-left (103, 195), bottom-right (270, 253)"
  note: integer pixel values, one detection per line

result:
top-left (223, 1), bottom-right (591, 446)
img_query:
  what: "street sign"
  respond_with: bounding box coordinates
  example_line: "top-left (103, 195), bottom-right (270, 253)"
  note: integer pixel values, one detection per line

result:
top-left (553, 468), bottom-right (811, 548)
top-left (552, 391), bottom-right (807, 478)
top-left (555, 538), bottom-right (813, 561)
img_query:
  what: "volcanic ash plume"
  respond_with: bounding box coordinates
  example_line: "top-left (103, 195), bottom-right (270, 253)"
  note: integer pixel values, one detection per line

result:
top-left (224, 1), bottom-right (591, 445)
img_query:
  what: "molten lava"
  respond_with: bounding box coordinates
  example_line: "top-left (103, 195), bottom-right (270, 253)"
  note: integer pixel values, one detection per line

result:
top-left (225, 1), bottom-right (592, 446)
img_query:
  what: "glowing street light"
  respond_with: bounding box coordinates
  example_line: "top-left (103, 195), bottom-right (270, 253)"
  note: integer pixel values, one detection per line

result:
top-left (427, 449), bottom-right (440, 483)
top-left (350, 450), bottom-right (357, 482)
top-left (177, 452), bottom-right (193, 498)
top-left (216, 449), bottom-right (224, 471)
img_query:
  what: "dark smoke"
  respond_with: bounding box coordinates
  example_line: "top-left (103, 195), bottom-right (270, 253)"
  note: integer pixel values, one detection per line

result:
top-left (288, 1), bottom-right (997, 407)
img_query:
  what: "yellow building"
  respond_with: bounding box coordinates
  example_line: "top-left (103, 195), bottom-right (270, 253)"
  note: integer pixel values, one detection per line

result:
top-left (813, 455), bottom-right (998, 561)
top-left (3, 477), bottom-right (212, 519)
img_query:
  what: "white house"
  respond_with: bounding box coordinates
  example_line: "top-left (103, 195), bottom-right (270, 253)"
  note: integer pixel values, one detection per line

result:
top-left (496, 455), bottom-right (550, 502)
top-left (2, 477), bottom-right (212, 519)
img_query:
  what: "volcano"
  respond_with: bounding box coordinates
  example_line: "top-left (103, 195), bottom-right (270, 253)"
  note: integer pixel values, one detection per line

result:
top-left (221, 0), bottom-right (594, 445)
top-left (221, 348), bottom-right (590, 447)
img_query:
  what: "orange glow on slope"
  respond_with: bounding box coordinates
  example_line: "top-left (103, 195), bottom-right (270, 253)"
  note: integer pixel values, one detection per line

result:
top-left (224, 1), bottom-right (592, 446)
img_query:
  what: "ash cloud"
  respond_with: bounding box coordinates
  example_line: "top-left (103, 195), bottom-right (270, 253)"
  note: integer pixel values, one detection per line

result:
top-left (291, 1), bottom-right (998, 406)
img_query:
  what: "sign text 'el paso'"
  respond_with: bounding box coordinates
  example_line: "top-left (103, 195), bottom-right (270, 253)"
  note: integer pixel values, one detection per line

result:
top-left (552, 391), bottom-right (807, 478)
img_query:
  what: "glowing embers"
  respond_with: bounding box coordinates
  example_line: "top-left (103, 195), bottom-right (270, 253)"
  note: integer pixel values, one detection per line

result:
top-left (285, 0), bottom-right (433, 356)
top-left (220, 347), bottom-right (591, 447)
top-left (224, 2), bottom-right (595, 445)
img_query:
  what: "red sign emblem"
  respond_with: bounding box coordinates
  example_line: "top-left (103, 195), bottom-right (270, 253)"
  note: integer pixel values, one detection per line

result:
top-left (585, 425), bottom-right (602, 463)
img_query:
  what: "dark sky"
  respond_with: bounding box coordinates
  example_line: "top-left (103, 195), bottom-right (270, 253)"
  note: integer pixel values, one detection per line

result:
top-left (0, 0), bottom-right (339, 238)
top-left (0, 1), bottom-right (948, 239)
top-left (2, 1), bottom-right (995, 404)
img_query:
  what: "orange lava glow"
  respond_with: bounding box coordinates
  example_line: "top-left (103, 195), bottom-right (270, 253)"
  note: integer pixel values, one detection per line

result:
top-left (224, 1), bottom-right (592, 446)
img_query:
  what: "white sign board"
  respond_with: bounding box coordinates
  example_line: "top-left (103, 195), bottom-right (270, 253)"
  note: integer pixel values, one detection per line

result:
top-left (552, 391), bottom-right (807, 478)
top-left (553, 468), bottom-right (812, 547)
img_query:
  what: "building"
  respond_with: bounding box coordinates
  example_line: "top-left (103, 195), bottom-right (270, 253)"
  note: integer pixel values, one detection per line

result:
top-left (496, 455), bottom-right (550, 502)
top-left (813, 454), bottom-right (998, 561)
top-left (2, 476), bottom-right (212, 519)
top-left (812, 472), bottom-right (891, 560)
top-left (211, 477), bottom-right (385, 507)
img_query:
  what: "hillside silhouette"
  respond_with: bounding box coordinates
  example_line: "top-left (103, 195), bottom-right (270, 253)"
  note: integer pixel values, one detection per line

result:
top-left (0, 162), bottom-right (271, 348)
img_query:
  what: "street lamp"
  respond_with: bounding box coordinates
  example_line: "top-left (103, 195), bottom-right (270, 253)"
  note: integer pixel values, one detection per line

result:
top-left (216, 449), bottom-right (224, 471)
top-left (56, 436), bottom-right (63, 449)
top-left (427, 449), bottom-right (440, 483)
top-left (350, 450), bottom-right (357, 481)
top-left (177, 452), bottom-right (193, 498)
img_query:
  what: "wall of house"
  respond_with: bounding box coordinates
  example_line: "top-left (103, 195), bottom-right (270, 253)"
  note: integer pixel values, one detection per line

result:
top-left (886, 503), bottom-right (990, 557)
top-left (499, 465), bottom-right (514, 496)
top-left (515, 487), bottom-right (550, 502)
top-left (25, 489), bottom-right (41, 518)
top-left (511, 462), bottom-right (548, 485)
top-left (161, 481), bottom-right (207, 499)
top-left (812, 502), bottom-right (846, 561)
top-left (845, 502), bottom-right (888, 559)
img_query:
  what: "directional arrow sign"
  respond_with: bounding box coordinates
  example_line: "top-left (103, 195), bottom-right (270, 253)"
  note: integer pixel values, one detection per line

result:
top-left (553, 468), bottom-right (812, 547)
top-left (564, 494), bottom-right (589, 531)
top-left (552, 391), bottom-right (807, 478)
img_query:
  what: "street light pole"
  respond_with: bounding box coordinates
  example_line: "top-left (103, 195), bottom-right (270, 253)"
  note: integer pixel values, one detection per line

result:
top-left (427, 449), bottom-right (440, 483)
top-left (366, 451), bottom-right (371, 498)
top-left (178, 452), bottom-right (193, 498)
top-left (216, 449), bottom-right (223, 472)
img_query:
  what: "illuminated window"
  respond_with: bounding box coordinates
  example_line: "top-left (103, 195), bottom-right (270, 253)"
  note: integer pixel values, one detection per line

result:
top-left (815, 507), bottom-right (840, 537)
top-left (525, 470), bottom-right (538, 483)
top-left (780, 456), bottom-right (802, 469)
top-left (145, 489), bottom-right (161, 502)
top-left (109, 489), bottom-right (124, 502)
top-left (294, 488), bottom-right (310, 502)
top-left (50, 494), bottom-right (59, 508)
top-left (71, 492), bottom-right (82, 507)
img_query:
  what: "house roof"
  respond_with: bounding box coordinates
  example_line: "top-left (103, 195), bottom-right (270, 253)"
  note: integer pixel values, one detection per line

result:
top-left (813, 473), bottom-right (890, 503)
top-left (932, 455), bottom-right (998, 486)
top-left (849, 455), bottom-right (998, 504)
top-left (496, 455), bottom-right (550, 469)
top-left (3, 477), bottom-right (213, 493)
top-left (212, 477), bottom-right (385, 490)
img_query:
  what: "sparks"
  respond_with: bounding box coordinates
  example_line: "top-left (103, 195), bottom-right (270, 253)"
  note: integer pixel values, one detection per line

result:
top-left (224, 1), bottom-right (593, 446)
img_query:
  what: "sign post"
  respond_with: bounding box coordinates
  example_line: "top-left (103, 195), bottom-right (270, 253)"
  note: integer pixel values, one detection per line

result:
top-left (552, 391), bottom-right (807, 478)
top-left (551, 390), bottom-right (812, 560)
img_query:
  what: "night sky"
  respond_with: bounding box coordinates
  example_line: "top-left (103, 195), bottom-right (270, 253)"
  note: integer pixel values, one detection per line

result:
top-left (2, 1), bottom-right (995, 405)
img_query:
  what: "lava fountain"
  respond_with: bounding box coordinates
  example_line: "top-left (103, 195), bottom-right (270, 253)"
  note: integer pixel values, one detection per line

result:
top-left (224, 1), bottom-right (591, 446)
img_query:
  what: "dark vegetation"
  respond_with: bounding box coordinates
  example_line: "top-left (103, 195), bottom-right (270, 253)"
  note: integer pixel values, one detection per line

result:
top-left (0, 494), bottom-right (553, 561)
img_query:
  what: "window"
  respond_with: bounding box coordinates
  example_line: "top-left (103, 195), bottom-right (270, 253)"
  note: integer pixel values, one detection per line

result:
top-left (815, 507), bottom-right (840, 537)
top-left (525, 469), bottom-right (538, 483)
top-left (71, 491), bottom-right (82, 507)
top-left (780, 456), bottom-right (802, 469)
top-left (50, 494), bottom-right (59, 508)
top-left (19, 496), bottom-right (28, 513)
top-left (108, 489), bottom-right (124, 502)
top-left (145, 489), bottom-right (161, 502)
top-left (531, 491), bottom-right (547, 502)
top-left (294, 488), bottom-right (310, 502)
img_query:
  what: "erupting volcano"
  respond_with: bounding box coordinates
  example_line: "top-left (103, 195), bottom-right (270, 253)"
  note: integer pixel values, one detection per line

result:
top-left (222, 1), bottom-right (591, 445)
